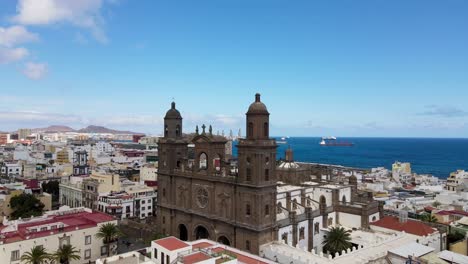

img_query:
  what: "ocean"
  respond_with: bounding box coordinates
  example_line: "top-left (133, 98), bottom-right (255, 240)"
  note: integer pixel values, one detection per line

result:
top-left (234, 137), bottom-right (468, 179)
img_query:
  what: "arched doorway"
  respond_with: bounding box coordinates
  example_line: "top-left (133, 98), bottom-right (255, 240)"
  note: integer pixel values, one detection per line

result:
top-left (194, 225), bottom-right (209, 239)
top-left (178, 224), bottom-right (188, 241)
top-left (217, 236), bottom-right (231, 246)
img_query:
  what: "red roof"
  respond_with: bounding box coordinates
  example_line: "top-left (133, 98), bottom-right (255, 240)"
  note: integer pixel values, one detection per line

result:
top-left (183, 252), bottom-right (211, 264)
top-left (192, 241), bottom-right (214, 250)
top-left (0, 210), bottom-right (115, 244)
top-left (435, 210), bottom-right (468, 217)
top-left (371, 216), bottom-right (436, 236)
top-left (435, 211), bottom-right (452, 216)
top-left (212, 247), bottom-right (268, 264)
top-left (155, 237), bottom-right (190, 251)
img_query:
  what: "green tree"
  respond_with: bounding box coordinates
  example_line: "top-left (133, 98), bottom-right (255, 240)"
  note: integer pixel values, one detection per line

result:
top-left (10, 193), bottom-right (45, 220)
top-left (20, 245), bottom-right (51, 264)
top-left (432, 201), bottom-right (441, 208)
top-left (447, 231), bottom-right (465, 244)
top-left (95, 223), bottom-right (123, 257)
top-left (322, 226), bottom-right (352, 256)
top-left (420, 213), bottom-right (438, 223)
top-left (42, 180), bottom-right (60, 203)
top-left (52, 244), bottom-right (81, 264)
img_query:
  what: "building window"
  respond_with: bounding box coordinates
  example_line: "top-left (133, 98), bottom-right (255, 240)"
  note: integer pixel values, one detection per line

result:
top-left (264, 169), bottom-right (269, 181)
top-left (299, 227), bottom-right (305, 240)
top-left (292, 198), bottom-right (298, 210)
top-left (264, 122), bottom-right (269, 137)
top-left (246, 240), bottom-right (251, 251)
top-left (246, 204), bottom-right (251, 216)
top-left (101, 246), bottom-right (108, 256)
top-left (162, 188), bottom-right (166, 197)
top-left (248, 122), bottom-right (253, 138)
top-left (246, 168), bottom-right (251, 182)
top-left (328, 217), bottom-right (333, 226)
top-left (281, 233), bottom-right (288, 244)
top-left (85, 249), bottom-right (91, 259)
top-left (314, 222), bottom-right (320, 234)
top-left (162, 216), bottom-right (165, 224)
top-left (265, 205), bottom-right (270, 216)
top-left (85, 235), bottom-right (92, 245)
top-left (11, 250), bottom-right (20, 261)
top-left (142, 200), bottom-right (145, 204)
top-left (154, 248), bottom-right (158, 259)
top-left (59, 236), bottom-right (70, 247)
top-left (199, 153), bottom-right (208, 170)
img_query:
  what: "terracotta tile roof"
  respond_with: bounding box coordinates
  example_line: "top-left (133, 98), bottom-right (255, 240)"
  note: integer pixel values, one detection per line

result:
top-left (212, 247), bottom-right (269, 264)
top-left (192, 241), bottom-right (215, 250)
top-left (183, 252), bottom-right (211, 264)
top-left (371, 216), bottom-right (437, 236)
top-left (155, 236), bottom-right (190, 251)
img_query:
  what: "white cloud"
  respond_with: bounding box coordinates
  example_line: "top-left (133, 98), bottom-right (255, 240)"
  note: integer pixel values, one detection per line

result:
top-left (0, 47), bottom-right (29, 64)
top-left (419, 105), bottom-right (467, 118)
top-left (0, 25), bottom-right (38, 47)
top-left (95, 115), bottom-right (164, 127)
top-left (21, 62), bottom-right (48, 79)
top-left (0, 111), bottom-right (82, 123)
top-left (12, 0), bottom-right (108, 43)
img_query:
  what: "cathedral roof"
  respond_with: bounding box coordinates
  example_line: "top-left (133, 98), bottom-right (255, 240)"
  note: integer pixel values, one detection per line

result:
top-left (165, 102), bottom-right (182, 119)
top-left (247, 93), bottom-right (269, 114)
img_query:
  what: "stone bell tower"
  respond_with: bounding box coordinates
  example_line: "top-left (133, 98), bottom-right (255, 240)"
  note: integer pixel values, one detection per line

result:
top-left (235, 93), bottom-right (278, 253)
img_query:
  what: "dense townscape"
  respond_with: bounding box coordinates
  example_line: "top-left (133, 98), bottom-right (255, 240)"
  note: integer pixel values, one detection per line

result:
top-left (0, 94), bottom-right (467, 264)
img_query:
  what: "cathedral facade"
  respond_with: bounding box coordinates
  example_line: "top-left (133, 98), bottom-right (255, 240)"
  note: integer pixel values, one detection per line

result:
top-left (157, 94), bottom-right (277, 254)
top-left (157, 93), bottom-right (384, 255)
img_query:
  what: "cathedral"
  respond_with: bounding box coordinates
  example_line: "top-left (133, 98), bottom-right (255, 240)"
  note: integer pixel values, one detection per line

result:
top-left (158, 94), bottom-right (277, 254)
top-left (157, 93), bottom-right (383, 255)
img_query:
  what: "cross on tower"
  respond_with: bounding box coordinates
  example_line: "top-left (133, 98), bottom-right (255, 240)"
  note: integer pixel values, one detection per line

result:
top-left (201, 124), bottom-right (206, 134)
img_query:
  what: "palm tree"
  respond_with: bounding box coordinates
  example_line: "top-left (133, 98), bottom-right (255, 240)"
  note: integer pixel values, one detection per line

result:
top-left (421, 213), bottom-right (437, 223)
top-left (20, 245), bottom-right (51, 264)
top-left (322, 226), bottom-right (352, 256)
top-left (95, 223), bottom-right (123, 257)
top-left (53, 244), bottom-right (81, 264)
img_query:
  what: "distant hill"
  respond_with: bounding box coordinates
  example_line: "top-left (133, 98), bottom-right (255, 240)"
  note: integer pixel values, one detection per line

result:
top-left (77, 125), bottom-right (141, 135)
top-left (30, 125), bottom-right (141, 135)
top-left (33, 125), bottom-right (76, 133)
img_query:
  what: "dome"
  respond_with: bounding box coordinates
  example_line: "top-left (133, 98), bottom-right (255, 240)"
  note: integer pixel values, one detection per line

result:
top-left (165, 102), bottom-right (182, 119)
top-left (247, 93), bottom-right (269, 114)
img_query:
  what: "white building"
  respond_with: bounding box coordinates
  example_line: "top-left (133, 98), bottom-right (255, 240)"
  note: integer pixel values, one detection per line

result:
top-left (140, 164), bottom-right (158, 182)
top-left (392, 162), bottom-right (411, 183)
top-left (97, 237), bottom-right (275, 264)
top-left (0, 206), bottom-right (117, 264)
top-left (97, 192), bottom-right (134, 219)
top-left (124, 184), bottom-right (157, 219)
top-left (446, 170), bottom-right (468, 191)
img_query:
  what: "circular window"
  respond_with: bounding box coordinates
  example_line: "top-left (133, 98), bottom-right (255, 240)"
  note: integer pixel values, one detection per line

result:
top-left (196, 187), bottom-right (209, 208)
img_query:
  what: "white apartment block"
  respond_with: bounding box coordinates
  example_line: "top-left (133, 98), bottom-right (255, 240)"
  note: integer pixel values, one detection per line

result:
top-left (0, 206), bottom-right (118, 264)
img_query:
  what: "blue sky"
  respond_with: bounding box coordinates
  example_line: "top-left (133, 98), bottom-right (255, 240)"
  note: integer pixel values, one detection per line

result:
top-left (1, 0), bottom-right (467, 137)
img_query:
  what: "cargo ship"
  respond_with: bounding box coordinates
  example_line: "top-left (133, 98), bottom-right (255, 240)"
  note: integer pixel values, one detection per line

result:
top-left (319, 137), bottom-right (354, 146)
